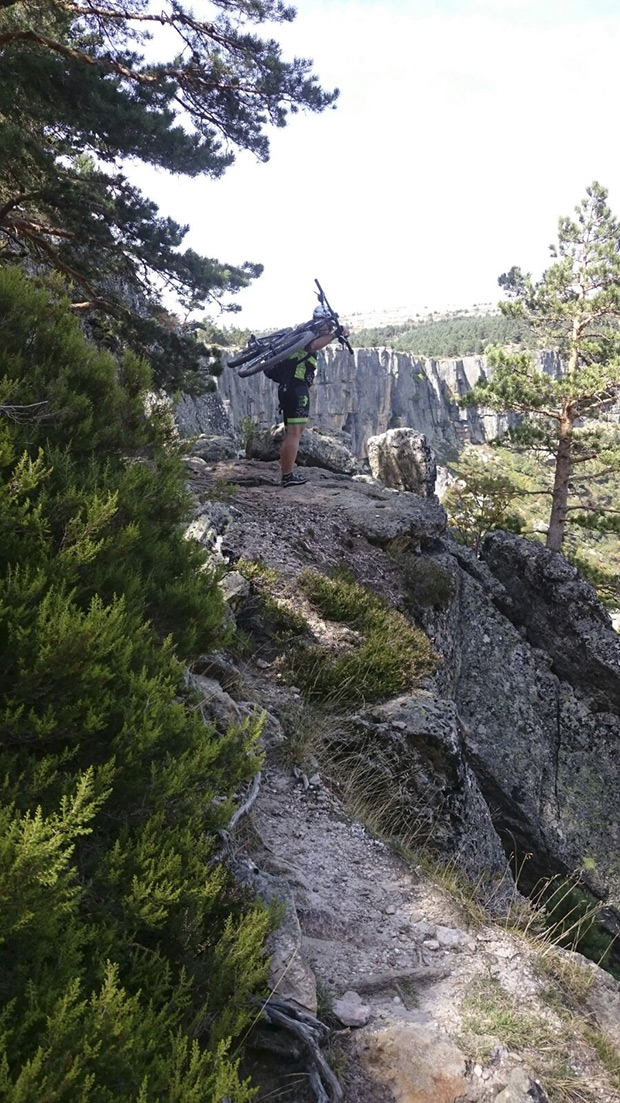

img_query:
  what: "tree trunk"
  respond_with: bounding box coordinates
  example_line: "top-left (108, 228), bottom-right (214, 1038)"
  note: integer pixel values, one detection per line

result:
top-left (546, 415), bottom-right (572, 551)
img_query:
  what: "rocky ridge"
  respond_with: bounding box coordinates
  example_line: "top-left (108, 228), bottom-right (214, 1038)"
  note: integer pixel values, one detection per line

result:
top-left (184, 444), bottom-right (620, 1103)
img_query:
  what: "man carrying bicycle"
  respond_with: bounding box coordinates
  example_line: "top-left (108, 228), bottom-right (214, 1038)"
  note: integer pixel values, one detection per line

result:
top-left (275, 305), bottom-right (349, 487)
top-left (228, 282), bottom-right (352, 486)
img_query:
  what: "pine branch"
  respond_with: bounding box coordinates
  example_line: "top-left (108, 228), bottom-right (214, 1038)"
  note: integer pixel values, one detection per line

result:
top-left (0, 29), bottom-right (164, 83)
top-left (0, 401), bottom-right (48, 422)
top-left (9, 217), bottom-right (75, 240)
top-left (565, 503), bottom-right (620, 514)
top-left (0, 193), bottom-right (33, 223)
top-left (14, 222), bottom-right (110, 307)
top-left (576, 394), bottom-right (620, 418)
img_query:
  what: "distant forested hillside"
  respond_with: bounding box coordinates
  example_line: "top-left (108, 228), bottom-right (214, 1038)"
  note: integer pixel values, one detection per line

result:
top-left (350, 312), bottom-right (535, 357)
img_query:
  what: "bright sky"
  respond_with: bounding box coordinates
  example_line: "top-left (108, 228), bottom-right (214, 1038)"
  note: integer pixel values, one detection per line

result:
top-left (134, 0), bottom-right (620, 330)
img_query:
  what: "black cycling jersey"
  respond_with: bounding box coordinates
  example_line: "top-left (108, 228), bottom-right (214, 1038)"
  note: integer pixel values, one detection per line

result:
top-left (264, 348), bottom-right (317, 386)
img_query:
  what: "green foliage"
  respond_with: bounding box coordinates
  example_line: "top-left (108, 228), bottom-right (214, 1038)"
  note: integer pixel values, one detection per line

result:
top-left (535, 878), bottom-right (620, 980)
top-left (236, 559), bottom-right (281, 587)
top-left (233, 558), bottom-right (308, 658)
top-left (0, 267), bottom-right (229, 654)
top-left (443, 447), bottom-right (525, 554)
top-left (238, 416), bottom-right (259, 451)
top-left (462, 183), bottom-right (620, 550)
top-left (0, 271), bottom-right (270, 1101)
top-left (289, 568), bottom-right (436, 704)
top-left (350, 311), bottom-right (534, 357)
top-left (197, 321), bottom-right (254, 349)
top-left (391, 552), bottom-right (455, 611)
top-left (449, 443), bottom-right (620, 609)
top-left (0, 0), bottom-right (337, 389)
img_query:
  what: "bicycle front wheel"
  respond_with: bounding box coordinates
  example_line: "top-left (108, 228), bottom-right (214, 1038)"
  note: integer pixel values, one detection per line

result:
top-left (227, 327), bottom-right (294, 367)
top-left (237, 327), bottom-right (315, 377)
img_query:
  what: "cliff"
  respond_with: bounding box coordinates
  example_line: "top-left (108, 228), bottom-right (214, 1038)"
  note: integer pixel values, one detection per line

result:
top-left (208, 347), bottom-right (562, 462)
top-left (184, 447), bottom-right (620, 1103)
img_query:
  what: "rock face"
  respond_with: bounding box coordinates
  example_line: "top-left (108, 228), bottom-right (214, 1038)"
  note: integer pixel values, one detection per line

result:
top-left (482, 532), bottom-right (620, 712)
top-left (347, 693), bottom-right (510, 896)
top-left (353, 1021), bottom-right (468, 1103)
top-left (175, 388), bottom-right (238, 441)
top-left (427, 532), bottom-right (620, 915)
top-left (215, 347), bottom-right (562, 462)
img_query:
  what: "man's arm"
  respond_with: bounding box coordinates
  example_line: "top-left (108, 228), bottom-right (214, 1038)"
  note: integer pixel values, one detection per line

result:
top-left (307, 323), bottom-right (350, 353)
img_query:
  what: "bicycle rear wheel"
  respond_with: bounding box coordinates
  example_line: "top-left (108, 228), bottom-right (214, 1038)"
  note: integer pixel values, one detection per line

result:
top-left (237, 326), bottom-right (315, 377)
top-left (227, 344), bottom-right (263, 368)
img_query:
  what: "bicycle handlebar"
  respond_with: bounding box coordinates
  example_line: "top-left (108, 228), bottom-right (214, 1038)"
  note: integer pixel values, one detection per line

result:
top-left (315, 278), bottom-right (354, 355)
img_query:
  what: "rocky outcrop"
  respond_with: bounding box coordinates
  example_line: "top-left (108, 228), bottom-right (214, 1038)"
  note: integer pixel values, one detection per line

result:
top-left (190, 432), bottom-right (239, 461)
top-left (424, 532), bottom-right (620, 916)
top-left (195, 457), bottom-right (447, 564)
top-left (189, 452), bottom-right (620, 926)
top-left (245, 423), bottom-right (360, 475)
top-left (347, 693), bottom-right (510, 895)
top-left (482, 532), bottom-right (620, 712)
top-left (367, 427), bottom-right (437, 495)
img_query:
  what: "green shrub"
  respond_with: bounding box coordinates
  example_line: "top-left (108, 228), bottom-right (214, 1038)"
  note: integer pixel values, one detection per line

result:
top-left (0, 267), bottom-right (229, 656)
top-left (234, 559), bottom-right (309, 650)
top-left (290, 568), bottom-right (436, 704)
top-left (238, 416), bottom-right (258, 451)
top-left (0, 269), bottom-right (269, 1101)
top-left (536, 878), bottom-right (620, 980)
top-left (396, 554), bottom-right (455, 611)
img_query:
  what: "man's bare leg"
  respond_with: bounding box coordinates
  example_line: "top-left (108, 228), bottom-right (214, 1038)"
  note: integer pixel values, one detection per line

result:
top-left (280, 424), bottom-right (305, 477)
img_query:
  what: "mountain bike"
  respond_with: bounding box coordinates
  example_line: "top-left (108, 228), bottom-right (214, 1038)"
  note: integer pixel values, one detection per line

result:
top-left (227, 279), bottom-right (353, 377)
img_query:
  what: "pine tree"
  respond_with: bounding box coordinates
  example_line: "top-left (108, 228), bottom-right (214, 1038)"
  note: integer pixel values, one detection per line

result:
top-left (0, 0), bottom-right (337, 390)
top-left (461, 182), bottom-right (620, 551)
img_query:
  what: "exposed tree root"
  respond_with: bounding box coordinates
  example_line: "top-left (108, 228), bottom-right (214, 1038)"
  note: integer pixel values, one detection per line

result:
top-left (228, 770), bottom-right (262, 831)
top-left (252, 996), bottom-right (343, 1103)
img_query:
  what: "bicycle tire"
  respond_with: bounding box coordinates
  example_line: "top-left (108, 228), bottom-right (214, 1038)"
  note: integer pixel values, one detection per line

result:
top-left (237, 327), bottom-right (315, 377)
top-left (227, 345), bottom-right (263, 368)
top-left (227, 328), bottom-right (293, 368)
